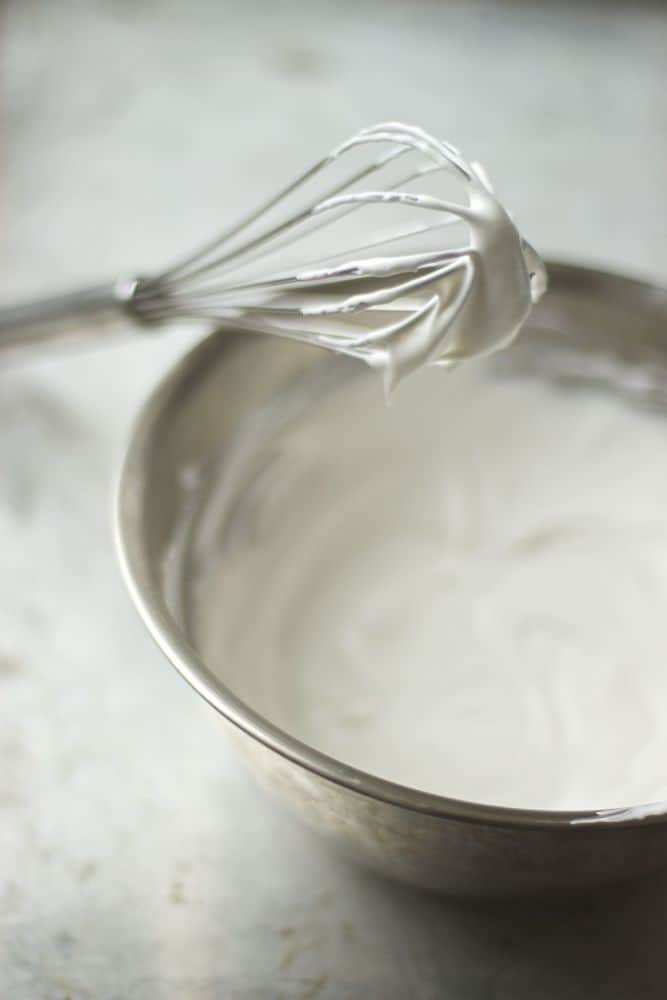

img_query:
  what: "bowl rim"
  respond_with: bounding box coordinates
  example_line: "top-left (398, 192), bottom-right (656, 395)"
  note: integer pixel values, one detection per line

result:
top-left (115, 259), bottom-right (667, 832)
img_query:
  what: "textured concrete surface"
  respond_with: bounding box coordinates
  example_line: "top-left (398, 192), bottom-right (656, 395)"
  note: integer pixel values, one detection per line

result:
top-left (1, 1), bottom-right (667, 997)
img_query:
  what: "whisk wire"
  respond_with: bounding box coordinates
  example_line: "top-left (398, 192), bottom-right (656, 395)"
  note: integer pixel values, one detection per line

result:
top-left (158, 123), bottom-right (470, 292)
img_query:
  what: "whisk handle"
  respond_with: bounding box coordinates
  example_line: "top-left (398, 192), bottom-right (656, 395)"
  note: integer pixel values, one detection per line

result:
top-left (0, 278), bottom-right (142, 361)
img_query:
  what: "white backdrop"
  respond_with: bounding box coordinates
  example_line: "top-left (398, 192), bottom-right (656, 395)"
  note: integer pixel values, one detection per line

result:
top-left (1, 2), bottom-right (666, 996)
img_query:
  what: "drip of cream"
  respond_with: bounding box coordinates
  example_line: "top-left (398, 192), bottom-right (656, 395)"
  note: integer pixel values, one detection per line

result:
top-left (188, 362), bottom-right (667, 813)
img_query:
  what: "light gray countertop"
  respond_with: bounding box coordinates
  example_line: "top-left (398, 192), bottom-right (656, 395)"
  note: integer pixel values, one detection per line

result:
top-left (2, 2), bottom-right (667, 997)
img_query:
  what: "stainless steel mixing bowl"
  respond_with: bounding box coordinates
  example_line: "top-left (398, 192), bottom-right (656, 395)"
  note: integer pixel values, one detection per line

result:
top-left (117, 261), bottom-right (667, 896)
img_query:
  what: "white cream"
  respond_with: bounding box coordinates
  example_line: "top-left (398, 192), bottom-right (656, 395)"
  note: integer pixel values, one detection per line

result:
top-left (189, 362), bottom-right (667, 813)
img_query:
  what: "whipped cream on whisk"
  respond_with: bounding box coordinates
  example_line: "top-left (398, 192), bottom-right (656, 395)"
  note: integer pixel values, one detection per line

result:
top-left (139, 123), bottom-right (546, 392)
top-left (302, 124), bottom-right (547, 392)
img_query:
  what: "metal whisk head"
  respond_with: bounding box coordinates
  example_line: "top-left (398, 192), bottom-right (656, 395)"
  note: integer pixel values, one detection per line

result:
top-left (130, 122), bottom-right (546, 392)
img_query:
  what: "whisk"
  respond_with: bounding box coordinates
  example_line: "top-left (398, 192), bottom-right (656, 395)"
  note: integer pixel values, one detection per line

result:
top-left (0, 122), bottom-right (546, 392)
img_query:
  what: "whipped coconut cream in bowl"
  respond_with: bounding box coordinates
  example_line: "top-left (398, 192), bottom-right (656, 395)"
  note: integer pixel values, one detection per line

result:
top-left (117, 261), bottom-right (667, 896)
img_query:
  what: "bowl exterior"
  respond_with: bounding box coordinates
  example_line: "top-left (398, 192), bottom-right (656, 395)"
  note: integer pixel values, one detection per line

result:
top-left (234, 727), bottom-right (667, 896)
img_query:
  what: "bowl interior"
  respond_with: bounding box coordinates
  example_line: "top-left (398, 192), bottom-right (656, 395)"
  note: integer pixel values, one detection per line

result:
top-left (117, 262), bottom-right (667, 824)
